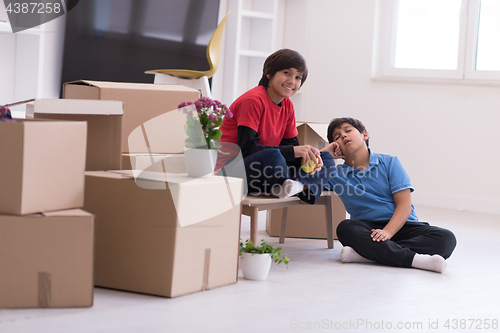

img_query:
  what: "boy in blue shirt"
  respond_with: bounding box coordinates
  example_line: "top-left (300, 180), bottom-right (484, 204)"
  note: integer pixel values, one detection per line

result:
top-left (321, 118), bottom-right (456, 273)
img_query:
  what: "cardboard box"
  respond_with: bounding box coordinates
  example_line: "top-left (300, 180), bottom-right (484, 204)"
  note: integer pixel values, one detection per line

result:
top-left (266, 195), bottom-right (345, 239)
top-left (296, 122), bottom-right (329, 150)
top-left (83, 170), bottom-right (243, 298)
top-left (267, 121), bottom-right (346, 239)
top-left (0, 209), bottom-right (94, 308)
top-left (122, 153), bottom-right (186, 174)
top-left (0, 119), bottom-right (87, 215)
top-left (63, 80), bottom-right (200, 153)
top-left (27, 99), bottom-right (124, 171)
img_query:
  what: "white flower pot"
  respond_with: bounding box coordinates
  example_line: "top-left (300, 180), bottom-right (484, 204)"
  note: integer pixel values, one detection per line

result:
top-left (240, 252), bottom-right (272, 281)
top-left (184, 148), bottom-right (218, 178)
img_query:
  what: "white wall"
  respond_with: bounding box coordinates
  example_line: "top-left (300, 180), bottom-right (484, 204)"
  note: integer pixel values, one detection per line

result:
top-left (0, 1), bottom-right (66, 117)
top-left (284, 0), bottom-right (500, 215)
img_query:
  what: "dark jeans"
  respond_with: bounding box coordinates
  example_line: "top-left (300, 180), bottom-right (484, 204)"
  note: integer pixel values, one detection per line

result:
top-left (336, 219), bottom-right (457, 267)
top-left (242, 149), bottom-right (335, 204)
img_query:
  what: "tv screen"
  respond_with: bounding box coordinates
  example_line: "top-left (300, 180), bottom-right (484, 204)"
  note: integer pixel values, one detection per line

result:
top-left (61, 0), bottom-right (220, 90)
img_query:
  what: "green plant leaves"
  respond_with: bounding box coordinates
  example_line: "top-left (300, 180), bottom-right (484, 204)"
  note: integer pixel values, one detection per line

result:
top-left (184, 114), bottom-right (207, 149)
top-left (239, 239), bottom-right (290, 267)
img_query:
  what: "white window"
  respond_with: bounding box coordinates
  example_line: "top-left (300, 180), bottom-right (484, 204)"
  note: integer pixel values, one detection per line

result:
top-left (374, 0), bottom-right (500, 81)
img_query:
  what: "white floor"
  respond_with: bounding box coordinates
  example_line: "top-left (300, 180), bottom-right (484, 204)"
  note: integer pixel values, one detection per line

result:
top-left (1, 206), bottom-right (500, 333)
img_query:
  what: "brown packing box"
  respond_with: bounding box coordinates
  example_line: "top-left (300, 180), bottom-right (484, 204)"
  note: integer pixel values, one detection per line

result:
top-left (122, 153), bottom-right (186, 174)
top-left (26, 99), bottom-right (124, 171)
top-left (62, 80), bottom-right (200, 153)
top-left (267, 122), bottom-right (346, 239)
top-left (296, 122), bottom-right (330, 150)
top-left (0, 119), bottom-right (87, 215)
top-left (0, 209), bottom-right (94, 309)
top-left (266, 196), bottom-right (345, 239)
top-left (83, 170), bottom-right (243, 298)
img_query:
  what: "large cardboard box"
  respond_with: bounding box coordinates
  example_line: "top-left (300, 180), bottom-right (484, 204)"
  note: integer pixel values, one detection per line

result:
top-left (27, 98), bottom-right (124, 171)
top-left (62, 80), bottom-right (200, 153)
top-left (267, 122), bottom-right (346, 239)
top-left (83, 170), bottom-right (243, 298)
top-left (0, 209), bottom-right (94, 308)
top-left (0, 119), bottom-right (87, 215)
top-left (296, 122), bottom-right (329, 150)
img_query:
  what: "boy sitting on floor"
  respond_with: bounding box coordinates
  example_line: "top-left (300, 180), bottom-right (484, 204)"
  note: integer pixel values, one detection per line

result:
top-left (321, 117), bottom-right (456, 273)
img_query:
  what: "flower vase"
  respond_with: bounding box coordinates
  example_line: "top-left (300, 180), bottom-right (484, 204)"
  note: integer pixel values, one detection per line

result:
top-left (184, 148), bottom-right (218, 178)
top-left (240, 253), bottom-right (272, 281)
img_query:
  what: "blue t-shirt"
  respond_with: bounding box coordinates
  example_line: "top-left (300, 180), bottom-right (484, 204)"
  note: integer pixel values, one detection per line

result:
top-left (325, 149), bottom-right (418, 222)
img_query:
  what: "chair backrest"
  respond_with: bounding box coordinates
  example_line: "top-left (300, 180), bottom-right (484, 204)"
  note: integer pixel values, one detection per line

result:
top-left (205, 12), bottom-right (230, 78)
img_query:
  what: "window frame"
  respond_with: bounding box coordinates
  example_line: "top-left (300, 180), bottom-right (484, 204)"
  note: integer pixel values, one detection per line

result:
top-left (373, 0), bottom-right (500, 82)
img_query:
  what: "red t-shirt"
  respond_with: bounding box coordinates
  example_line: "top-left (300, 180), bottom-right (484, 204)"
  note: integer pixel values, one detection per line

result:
top-left (220, 85), bottom-right (298, 145)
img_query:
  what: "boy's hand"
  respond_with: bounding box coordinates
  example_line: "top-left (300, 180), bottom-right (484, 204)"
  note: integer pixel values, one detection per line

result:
top-left (321, 142), bottom-right (345, 159)
top-left (294, 145), bottom-right (323, 175)
top-left (370, 229), bottom-right (393, 242)
top-left (310, 155), bottom-right (323, 175)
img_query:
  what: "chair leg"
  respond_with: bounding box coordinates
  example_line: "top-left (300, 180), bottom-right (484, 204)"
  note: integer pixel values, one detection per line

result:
top-left (153, 73), bottom-right (178, 84)
top-left (279, 207), bottom-right (288, 244)
top-left (176, 76), bottom-right (211, 98)
top-left (194, 76), bottom-right (211, 98)
top-left (249, 207), bottom-right (259, 245)
top-left (324, 196), bottom-right (334, 249)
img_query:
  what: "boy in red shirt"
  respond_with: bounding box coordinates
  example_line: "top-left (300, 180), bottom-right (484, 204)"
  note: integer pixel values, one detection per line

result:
top-left (218, 49), bottom-right (334, 204)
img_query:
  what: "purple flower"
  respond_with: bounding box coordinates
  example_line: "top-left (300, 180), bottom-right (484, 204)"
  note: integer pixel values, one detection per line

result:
top-left (182, 97), bottom-right (231, 148)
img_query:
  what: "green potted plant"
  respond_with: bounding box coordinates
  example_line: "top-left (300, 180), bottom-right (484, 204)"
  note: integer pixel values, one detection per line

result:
top-left (178, 97), bottom-right (232, 177)
top-left (239, 239), bottom-right (290, 281)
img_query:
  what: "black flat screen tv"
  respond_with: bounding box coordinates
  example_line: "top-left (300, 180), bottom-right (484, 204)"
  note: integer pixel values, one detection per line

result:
top-left (61, 0), bottom-right (220, 91)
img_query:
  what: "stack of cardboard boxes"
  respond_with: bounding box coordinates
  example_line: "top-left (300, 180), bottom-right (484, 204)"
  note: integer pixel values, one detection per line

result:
top-left (0, 118), bottom-right (94, 308)
top-left (1, 81), bottom-right (244, 307)
top-left (60, 80), bottom-right (243, 298)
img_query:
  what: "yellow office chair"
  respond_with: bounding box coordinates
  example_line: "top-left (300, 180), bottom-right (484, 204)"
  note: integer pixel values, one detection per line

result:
top-left (145, 12), bottom-right (230, 98)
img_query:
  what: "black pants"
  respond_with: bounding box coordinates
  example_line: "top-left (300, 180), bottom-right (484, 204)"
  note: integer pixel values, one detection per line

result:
top-left (336, 219), bottom-right (457, 268)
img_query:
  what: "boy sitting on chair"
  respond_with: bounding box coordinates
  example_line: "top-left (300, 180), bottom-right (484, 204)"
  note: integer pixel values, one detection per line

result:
top-left (321, 117), bottom-right (456, 273)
